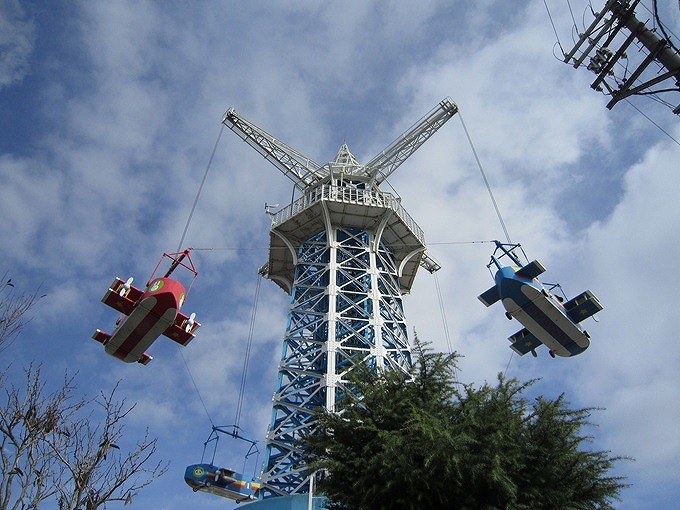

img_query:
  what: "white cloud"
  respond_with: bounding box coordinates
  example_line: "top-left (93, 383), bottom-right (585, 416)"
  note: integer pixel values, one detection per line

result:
top-left (0, 0), bottom-right (34, 88)
top-left (575, 131), bottom-right (680, 477)
top-left (4, 1), bottom-right (680, 508)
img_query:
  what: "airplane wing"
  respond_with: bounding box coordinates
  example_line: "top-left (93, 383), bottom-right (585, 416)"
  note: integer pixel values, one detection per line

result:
top-left (563, 290), bottom-right (603, 323)
top-left (216, 468), bottom-right (238, 483)
top-left (101, 278), bottom-right (143, 316)
top-left (92, 329), bottom-right (110, 344)
top-left (508, 327), bottom-right (543, 356)
top-left (478, 285), bottom-right (500, 307)
top-left (162, 311), bottom-right (200, 346)
top-left (515, 260), bottom-right (546, 280)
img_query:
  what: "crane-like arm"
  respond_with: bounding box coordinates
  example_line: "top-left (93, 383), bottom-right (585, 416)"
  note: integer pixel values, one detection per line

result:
top-left (364, 97), bottom-right (458, 185)
top-left (222, 108), bottom-right (325, 191)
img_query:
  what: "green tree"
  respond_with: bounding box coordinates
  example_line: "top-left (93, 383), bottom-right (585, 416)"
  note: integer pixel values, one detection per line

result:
top-left (305, 340), bottom-right (629, 510)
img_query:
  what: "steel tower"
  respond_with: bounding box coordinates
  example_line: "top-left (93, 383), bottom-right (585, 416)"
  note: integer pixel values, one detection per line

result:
top-left (223, 98), bottom-right (458, 498)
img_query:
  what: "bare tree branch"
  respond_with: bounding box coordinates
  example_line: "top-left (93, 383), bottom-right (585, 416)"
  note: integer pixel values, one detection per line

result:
top-left (0, 274), bottom-right (43, 353)
top-left (48, 383), bottom-right (169, 510)
top-left (0, 274), bottom-right (167, 509)
top-left (0, 368), bottom-right (168, 510)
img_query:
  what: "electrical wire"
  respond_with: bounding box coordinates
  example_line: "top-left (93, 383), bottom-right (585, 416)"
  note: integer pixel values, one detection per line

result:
top-left (651, 0), bottom-right (680, 54)
top-left (624, 98), bottom-right (680, 146)
top-left (544, 0), bottom-right (566, 57)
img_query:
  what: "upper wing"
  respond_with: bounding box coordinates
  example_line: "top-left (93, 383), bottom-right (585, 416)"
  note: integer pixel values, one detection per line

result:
top-left (478, 285), bottom-right (501, 307)
top-left (163, 311), bottom-right (200, 346)
top-left (515, 260), bottom-right (546, 280)
top-left (101, 277), bottom-right (143, 316)
top-left (564, 290), bottom-right (603, 322)
top-left (508, 327), bottom-right (543, 356)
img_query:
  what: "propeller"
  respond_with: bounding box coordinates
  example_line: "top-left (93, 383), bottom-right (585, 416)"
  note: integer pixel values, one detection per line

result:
top-left (119, 277), bottom-right (134, 296)
top-left (185, 312), bottom-right (196, 333)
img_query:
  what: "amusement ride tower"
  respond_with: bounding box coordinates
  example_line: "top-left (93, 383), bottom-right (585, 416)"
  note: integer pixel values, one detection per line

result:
top-left (222, 98), bottom-right (458, 498)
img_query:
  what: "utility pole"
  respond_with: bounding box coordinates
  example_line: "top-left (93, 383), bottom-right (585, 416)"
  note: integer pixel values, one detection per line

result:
top-left (564, 0), bottom-right (680, 114)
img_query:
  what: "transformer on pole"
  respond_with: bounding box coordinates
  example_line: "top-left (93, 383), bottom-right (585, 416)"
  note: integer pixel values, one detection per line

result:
top-left (223, 98), bottom-right (457, 497)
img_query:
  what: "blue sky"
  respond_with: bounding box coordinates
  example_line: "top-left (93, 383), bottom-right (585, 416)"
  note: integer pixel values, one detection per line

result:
top-left (1, 1), bottom-right (679, 508)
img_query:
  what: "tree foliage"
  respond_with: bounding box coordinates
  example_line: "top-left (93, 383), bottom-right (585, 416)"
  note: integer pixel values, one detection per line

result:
top-left (305, 339), bottom-right (629, 510)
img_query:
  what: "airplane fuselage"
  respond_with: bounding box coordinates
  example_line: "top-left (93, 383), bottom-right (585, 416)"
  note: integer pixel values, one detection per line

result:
top-left (495, 267), bottom-right (589, 357)
top-left (104, 277), bottom-right (185, 363)
top-left (184, 464), bottom-right (260, 502)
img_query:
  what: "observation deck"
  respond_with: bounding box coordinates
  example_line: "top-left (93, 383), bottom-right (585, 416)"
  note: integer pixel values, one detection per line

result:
top-left (265, 183), bottom-right (426, 294)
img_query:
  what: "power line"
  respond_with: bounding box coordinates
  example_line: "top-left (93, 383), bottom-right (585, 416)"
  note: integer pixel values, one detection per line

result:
top-left (624, 98), bottom-right (680, 146)
top-left (544, 0), bottom-right (566, 57)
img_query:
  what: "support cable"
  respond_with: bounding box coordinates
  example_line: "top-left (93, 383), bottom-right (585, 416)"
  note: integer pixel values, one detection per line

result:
top-left (433, 272), bottom-right (453, 355)
top-left (234, 275), bottom-right (262, 429)
top-left (458, 111), bottom-right (517, 373)
top-left (176, 123), bottom-right (225, 252)
top-left (458, 112), bottom-right (512, 243)
top-left (433, 272), bottom-right (459, 383)
top-left (503, 351), bottom-right (515, 378)
top-left (173, 123), bottom-right (226, 429)
top-left (180, 349), bottom-right (215, 427)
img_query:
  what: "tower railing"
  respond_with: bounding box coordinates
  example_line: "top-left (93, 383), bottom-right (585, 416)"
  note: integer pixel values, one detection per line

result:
top-left (270, 184), bottom-right (425, 245)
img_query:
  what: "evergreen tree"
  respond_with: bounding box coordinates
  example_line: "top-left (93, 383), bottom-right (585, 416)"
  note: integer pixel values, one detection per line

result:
top-left (305, 339), bottom-right (629, 510)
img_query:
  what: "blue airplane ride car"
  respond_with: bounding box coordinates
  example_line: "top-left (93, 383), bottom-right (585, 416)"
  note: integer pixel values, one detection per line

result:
top-left (184, 463), bottom-right (261, 503)
top-left (478, 241), bottom-right (603, 358)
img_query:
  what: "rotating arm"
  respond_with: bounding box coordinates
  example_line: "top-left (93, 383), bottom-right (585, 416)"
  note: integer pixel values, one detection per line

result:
top-left (223, 108), bottom-right (325, 191)
top-left (365, 97), bottom-right (458, 185)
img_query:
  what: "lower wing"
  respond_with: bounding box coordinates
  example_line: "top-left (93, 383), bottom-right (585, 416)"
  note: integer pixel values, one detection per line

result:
top-left (508, 327), bottom-right (543, 356)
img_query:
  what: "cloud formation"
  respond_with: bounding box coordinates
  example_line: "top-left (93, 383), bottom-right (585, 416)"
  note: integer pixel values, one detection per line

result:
top-left (1, 1), bottom-right (678, 508)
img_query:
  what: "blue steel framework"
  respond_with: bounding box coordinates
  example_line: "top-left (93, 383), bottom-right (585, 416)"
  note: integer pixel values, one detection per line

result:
top-left (264, 223), bottom-right (412, 495)
top-left (222, 99), bottom-right (458, 498)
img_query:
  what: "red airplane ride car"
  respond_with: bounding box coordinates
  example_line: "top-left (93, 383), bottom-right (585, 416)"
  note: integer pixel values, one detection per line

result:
top-left (92, 249), bottom-right (200, 365)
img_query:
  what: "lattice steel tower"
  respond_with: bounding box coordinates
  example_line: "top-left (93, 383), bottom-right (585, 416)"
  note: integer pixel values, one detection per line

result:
top-left (222, 98), bottom-right (458, 498)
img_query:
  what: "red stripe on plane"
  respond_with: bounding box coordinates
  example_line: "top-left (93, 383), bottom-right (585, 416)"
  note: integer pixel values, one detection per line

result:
top-left (110, 291), bottom-right (179, 362)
